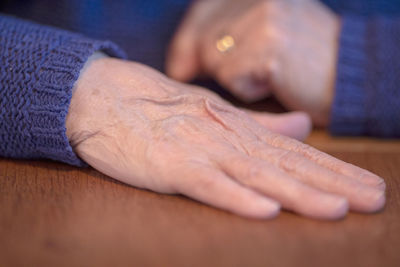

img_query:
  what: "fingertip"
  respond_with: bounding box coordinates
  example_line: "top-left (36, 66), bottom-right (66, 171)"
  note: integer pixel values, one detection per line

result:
top-left (299, 195), bottom-right (349, 221)
top-left (371, 190), bottom-right (386, 212)
top-left (336, 162), bottom-right (387, 191)
top-left (265, 202), bottom-right (281, 219)
top-left (368, 189), bottom-right (386, 213)
top-left (286, 111), bottom-right (312, 141)
top-left (257, 199), bottom-right (281, 219)
top-left (362, 173), bottom-right (387, 191)
top-left (328, 197), bottom-right (349, 220)
top-left (318, 198), bottom-right (349, 221)
top-left (239, 198), bottom-right (281, 219)
top-left (248, 111), bottom-right (312, 141)
top-left (352, 188), bottom-right (386, 213)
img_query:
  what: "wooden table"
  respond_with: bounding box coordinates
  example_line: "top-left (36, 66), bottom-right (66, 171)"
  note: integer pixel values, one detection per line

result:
top-left (1, 130), bottom-right (400, 267)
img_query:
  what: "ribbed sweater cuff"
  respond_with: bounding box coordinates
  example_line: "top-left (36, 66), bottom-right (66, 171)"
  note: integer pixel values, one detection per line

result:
top-left (31, 38), bottom-right (127, 166)
top-left (329, 16), bottom-right (369, 136)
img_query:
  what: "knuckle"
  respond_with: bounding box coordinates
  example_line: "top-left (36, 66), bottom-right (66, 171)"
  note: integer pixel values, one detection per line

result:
top-left (267, 132), bottom-right (292, 147)
top-left (226, 156), bottom-right (246, 170)
top-left (277, 151), bottom-right (303, 172)
top-left (245, 163), bottom-right (264, 181)
top-left (323, 157), bottom-right (343, 172)
top-left (246, 141), bottom-right (264, 156)
top-left (286, 139), bottom-right (312, 155)
top-left (300, 143), bottom-right (329, 162)
top-left (194, 175), bottom-right (215, 191)
top-left (296, 142), bottom-right (315, 154)
top-left (263, 60), bottom-right (279, 80)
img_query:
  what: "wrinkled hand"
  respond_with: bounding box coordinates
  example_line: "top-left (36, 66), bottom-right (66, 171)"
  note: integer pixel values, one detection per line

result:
top-left (167, 0), bottom-right (340, 126)
top-left (66, 57), bottom-right (385, 220)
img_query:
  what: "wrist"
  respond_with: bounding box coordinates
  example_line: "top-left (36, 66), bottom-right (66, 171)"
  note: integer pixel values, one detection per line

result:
top-left (65, 57), bottom-right (180, 150)
top-left (66, 52), bottom-right (112, 148)
top-left (71, 51), bottom-right (109, 94)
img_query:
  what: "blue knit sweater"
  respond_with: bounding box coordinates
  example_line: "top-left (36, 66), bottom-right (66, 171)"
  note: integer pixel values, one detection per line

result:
top-left (1, 0), bottom-right (399, 166)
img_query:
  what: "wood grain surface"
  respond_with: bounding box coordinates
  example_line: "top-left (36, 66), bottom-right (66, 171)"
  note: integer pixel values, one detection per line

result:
top-left (1, 130), bottom-right (400, 267)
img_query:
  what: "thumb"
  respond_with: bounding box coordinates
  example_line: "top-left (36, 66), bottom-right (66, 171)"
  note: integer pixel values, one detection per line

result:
top-left (244, 110), bottom-right (312, 141)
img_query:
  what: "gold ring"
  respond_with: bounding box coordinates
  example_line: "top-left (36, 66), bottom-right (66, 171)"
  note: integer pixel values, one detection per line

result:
top-left (216, 35), bottom-right (235, 53)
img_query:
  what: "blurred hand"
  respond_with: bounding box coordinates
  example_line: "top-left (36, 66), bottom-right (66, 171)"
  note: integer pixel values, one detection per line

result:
top-left (66, 57), bottom-right (384, 220)
top-left (167, 0), bottom-right (340, 126)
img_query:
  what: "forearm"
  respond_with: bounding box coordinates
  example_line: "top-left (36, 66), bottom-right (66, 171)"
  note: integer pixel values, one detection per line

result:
top-left (330, 15), bottom-right (400, 137)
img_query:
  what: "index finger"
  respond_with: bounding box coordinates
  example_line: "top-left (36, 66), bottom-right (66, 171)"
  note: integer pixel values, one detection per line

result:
top-left (263, 132), bottom-right (386, 190)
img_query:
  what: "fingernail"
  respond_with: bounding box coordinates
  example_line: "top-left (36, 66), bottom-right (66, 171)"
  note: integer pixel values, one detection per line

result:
top-left (375, 178), bottom-right (386, 191)
top-left (351, 187), bottom-right (386, 213)
top-left (362, 173), bottom-right (386, 191)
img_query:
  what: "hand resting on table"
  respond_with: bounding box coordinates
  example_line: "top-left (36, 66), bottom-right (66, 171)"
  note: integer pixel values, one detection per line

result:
top-left (66, 56), bottom-right (385, 220)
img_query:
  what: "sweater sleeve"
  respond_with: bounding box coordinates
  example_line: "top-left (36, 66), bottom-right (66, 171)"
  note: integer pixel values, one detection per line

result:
top-left (0, 14), bottom-right (127, 166)
top-left (330, 15), bottom-right (400, 137)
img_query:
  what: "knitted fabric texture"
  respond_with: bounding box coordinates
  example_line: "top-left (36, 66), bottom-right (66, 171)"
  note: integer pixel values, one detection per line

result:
top-left (0, 15), bottom-right (126, 166)
top-left (330, 15), bottom-right (400, 137)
